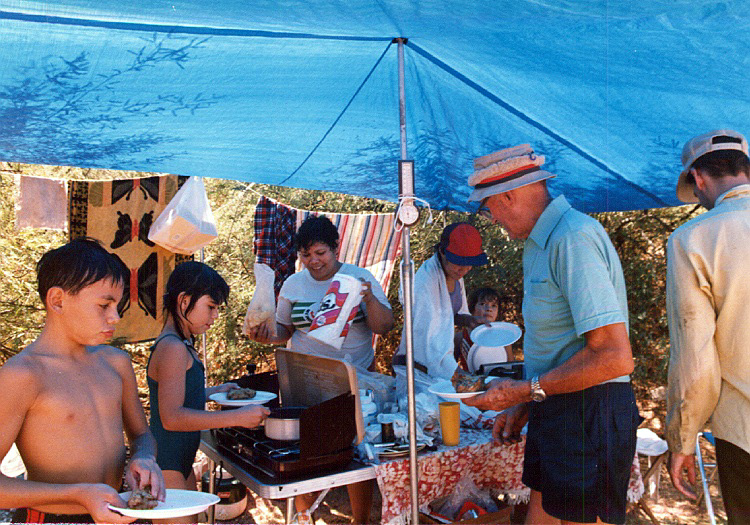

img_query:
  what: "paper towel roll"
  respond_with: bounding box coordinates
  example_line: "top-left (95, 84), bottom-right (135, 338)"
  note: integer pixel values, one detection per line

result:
top-left (307, 273), bottom-right (363, 350)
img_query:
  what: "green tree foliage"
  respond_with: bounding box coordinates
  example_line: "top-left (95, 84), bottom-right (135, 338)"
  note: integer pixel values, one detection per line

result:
top-left (0, 162), bottom-right (703, 397)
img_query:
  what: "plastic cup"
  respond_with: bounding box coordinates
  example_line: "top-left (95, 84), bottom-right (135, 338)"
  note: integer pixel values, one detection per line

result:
top-left (439, 401), bottom-right (460, 446)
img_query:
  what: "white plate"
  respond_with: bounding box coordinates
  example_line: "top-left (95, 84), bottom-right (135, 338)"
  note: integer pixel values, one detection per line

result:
top-left (209, 390), bottom-right (277, 406)
top-left (428, 379), bottom-right (485, 400)
top-left (470, 322), bottom-right (522, 349)
top-left (467, 343), bottom-right (511, 374)
top-left (109, 489), bottom-right (220, 519)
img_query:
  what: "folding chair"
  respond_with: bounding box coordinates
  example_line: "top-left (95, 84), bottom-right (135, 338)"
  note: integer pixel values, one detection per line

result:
top-left (633, 428), bottom-right (669, 525)
top-left (695, 431), bottom-right (718, 525)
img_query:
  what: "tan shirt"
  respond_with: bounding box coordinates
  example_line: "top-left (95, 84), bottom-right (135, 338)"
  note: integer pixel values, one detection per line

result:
top-left (666, 184), bottom-right (750, 455)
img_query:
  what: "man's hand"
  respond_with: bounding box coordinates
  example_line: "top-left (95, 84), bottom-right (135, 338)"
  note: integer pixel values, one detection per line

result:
top-left (125, 454), bottom-right (165, 502)
top-left (76, 483), bottom-right (136, 524)
top-left (462, 378), bottom-right (529, 412)
top-left (668, 452), bottom-right (698, 500)
top-left (492, 403), bottom-right (528, 445)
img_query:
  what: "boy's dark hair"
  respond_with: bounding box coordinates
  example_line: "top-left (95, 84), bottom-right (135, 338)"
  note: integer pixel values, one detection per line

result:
top-left (164, 261), bottom-right (230, 341)
top-left (688, 149), bottom-right (750, 184)
top-left (468, 287), bottom-right (501, 314)
top-left (295, 215), bottom-right (339, 252)
top-left (36, 238), bottom-right (128, 306)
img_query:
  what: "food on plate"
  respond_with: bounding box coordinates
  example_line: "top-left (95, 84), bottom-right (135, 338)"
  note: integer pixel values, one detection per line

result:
top-left (450, 367), bottom-right (487, 393)
top-left (227, 387), bottom-right (257, 400)
top-left (127, 486), bottom-right (159, 510)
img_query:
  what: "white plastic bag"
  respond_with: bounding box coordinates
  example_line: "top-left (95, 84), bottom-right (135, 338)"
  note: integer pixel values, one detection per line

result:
top-left (242, 262), bottom-right (277, 338)
top-left (148, 176), bottom-right (218, 255)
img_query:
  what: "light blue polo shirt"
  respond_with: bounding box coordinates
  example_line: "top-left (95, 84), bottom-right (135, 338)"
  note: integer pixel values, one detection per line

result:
top-left (522, 195), bottom-right (629, 383)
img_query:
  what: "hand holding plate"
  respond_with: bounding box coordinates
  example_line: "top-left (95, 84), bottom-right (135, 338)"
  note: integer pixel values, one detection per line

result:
top-left (462, 377), bottom-right (527, 412)
top-left (78, 483), bottom-right (135, 524)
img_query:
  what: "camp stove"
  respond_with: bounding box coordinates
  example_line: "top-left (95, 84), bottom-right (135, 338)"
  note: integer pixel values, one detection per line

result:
top-left (214, 349), bottom-right (364, 481)
top-left (213, 426), bottom-right (354, 480)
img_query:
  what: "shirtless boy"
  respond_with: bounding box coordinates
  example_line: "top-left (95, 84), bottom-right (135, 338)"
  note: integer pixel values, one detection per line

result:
top-left (0, 238), bottom-right (165, 523)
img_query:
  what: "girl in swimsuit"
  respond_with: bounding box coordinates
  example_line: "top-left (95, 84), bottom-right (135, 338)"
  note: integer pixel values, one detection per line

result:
top-left (147, 262), bottom-right (269, 522)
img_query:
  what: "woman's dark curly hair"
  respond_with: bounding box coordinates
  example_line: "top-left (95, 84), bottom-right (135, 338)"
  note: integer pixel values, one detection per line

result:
top-left (295, 215), bottom-right (339, 252)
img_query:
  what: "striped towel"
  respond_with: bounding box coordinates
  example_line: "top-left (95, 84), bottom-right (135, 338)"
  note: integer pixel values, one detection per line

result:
top-left (253, 196), bottom-right (403, 296)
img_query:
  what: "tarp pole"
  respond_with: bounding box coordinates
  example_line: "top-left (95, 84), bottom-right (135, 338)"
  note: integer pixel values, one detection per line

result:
top-left (396, 36), bottom-right (420, 525)
top-left (200, 245), bottom-right (208, 372)
top-left (200, 244), bottom-right (215, 525)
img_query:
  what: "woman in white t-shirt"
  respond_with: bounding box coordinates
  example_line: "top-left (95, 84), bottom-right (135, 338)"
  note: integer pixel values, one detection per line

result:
top-left (249, 215), bottom-right (393, 370)
top-left (247, 215), bottom-right (393, 524)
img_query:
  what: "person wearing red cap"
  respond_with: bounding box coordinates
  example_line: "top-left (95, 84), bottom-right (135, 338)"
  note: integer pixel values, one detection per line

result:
top-left (463, 144), bottom-right (638, 525)
top-left (392, 222), bottom-right (488, 381)
top-left (666, 130), bottom-right (750, 523)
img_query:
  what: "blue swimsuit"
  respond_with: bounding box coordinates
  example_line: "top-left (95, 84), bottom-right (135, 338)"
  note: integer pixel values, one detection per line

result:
top-left (147, 333), bottom-right (206, 478)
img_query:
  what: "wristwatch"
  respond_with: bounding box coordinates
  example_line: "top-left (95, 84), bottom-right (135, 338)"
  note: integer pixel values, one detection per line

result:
top-left (530, 375), bottom-right (547, 402)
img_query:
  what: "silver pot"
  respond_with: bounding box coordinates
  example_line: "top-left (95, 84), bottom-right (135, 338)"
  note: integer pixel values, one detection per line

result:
top-left (264, 406), bottom-right (305, 441)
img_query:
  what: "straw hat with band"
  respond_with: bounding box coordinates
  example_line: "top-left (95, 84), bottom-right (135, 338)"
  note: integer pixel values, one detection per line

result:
top-left (467, 144), bottom-right (556, 203)
top-left (438, 222), bottom-right (488, 266)
top-left (676, 129), bottom-right (749, 204)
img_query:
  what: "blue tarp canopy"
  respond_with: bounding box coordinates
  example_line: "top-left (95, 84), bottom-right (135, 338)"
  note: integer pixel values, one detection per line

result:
top-left (2, 1), bottom-right (749, 213)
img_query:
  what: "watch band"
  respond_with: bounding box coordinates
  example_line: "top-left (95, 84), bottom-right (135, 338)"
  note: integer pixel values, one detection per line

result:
top-left (530, 375), bottom-right (547, 402)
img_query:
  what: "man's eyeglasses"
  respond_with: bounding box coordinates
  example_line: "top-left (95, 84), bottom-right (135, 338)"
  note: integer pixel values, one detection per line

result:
top-left (476, 204), bottom-right (492, 220)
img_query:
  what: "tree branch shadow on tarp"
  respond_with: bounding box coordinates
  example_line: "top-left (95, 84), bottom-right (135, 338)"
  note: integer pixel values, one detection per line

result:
top-left (0, 33), bottom-right (222, 168)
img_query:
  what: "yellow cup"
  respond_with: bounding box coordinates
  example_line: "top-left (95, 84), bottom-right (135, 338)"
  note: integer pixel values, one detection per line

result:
top-left (439, 401), bottom-right (461, 446)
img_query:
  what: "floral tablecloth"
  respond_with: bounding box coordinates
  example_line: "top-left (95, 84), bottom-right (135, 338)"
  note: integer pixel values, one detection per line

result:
top-left (372, 428), bottom-right (644, 525)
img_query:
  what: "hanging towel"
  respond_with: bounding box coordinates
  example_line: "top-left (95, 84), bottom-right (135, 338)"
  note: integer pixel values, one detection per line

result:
top-left (69, 175), bottom-right (191, 343)
top-left (15, 175), bottom-right (68, 230)
top-left (253, 196), bottom-right (298, 297)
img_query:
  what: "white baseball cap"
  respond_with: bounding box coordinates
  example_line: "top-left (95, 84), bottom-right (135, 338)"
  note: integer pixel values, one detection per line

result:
top-left (677, 129), bottom-right (749, 203)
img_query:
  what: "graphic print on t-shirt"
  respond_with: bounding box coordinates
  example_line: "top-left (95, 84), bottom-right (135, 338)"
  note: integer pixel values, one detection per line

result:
top-left (289, 299), bottom-right (365, 332)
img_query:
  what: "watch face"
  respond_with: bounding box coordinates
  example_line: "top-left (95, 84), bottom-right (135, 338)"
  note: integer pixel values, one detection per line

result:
top-left (531, 391), bottom-right (546, 402)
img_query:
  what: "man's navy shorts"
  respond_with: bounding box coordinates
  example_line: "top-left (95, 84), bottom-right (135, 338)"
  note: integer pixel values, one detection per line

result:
top-left (521, 382), bottom-right (641, 524)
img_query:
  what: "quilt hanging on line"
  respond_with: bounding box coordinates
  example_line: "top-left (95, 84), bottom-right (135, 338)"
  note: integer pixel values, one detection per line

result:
top-left (69, 175), bottom-right (191, 343)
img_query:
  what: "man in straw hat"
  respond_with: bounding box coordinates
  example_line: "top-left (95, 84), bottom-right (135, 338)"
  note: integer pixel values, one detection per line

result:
top-left (463, 144), bottom-right (639, 524)
top-left (666, 130), bottom-right (750, 523)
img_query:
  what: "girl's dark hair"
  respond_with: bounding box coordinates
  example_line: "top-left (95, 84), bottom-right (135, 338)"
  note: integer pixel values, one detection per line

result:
top-left (163, 261), bottom-right (230, 341)
top-left (468, 287), bottom-right (501, 314)
top-left (36, 237), bottom-right (127, 306)
top-left (295, 215), bottom-right (339, 252)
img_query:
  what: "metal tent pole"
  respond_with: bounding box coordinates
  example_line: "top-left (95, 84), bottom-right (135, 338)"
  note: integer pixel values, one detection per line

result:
top-left (395, 37), bottom-right (420, 525)
top-left (200, 245), bottom-right (208, 372)
top-left (199, 244), bottom-right (215, 525)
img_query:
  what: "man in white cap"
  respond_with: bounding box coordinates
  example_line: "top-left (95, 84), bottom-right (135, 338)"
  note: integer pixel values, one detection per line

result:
top-left (463, 144), bottom-right (638, 524)
top-left (666, 130), bottom-right (750, 523)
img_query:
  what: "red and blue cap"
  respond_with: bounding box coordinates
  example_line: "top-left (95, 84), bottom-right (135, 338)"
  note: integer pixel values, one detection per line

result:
top-left (439, 223), bottom-right (488, 266)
